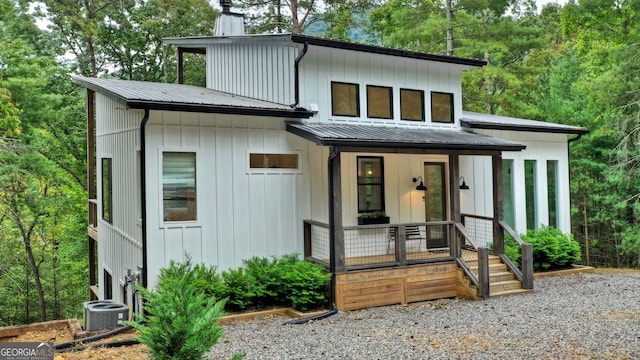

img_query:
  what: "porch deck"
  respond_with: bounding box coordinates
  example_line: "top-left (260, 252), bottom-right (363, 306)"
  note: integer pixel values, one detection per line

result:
top-left (304, 219), bottom-right (533, 311)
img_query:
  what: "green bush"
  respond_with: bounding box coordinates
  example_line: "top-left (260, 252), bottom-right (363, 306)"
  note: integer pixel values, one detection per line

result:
top-left (221, 268), bottom-right (256, 311)
top-left (522, 226), bottom-right (581, 271)
top-left (243, 256), bottom-right (283, 306)
top-left (503, 233), bottom-right (522, 265)
top-left (281, 260), bottom-right (332, 311)
top-left (192, 263), bottom-right (227, 300)
top-left (128, 258), bottom-right (230, 360)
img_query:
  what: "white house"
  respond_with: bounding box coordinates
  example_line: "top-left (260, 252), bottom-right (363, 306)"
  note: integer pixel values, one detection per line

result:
top-left (75, 5), bottom-right (587, 311)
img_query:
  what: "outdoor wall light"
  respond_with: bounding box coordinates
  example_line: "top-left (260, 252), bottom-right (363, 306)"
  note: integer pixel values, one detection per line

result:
top-left (459, 176), bottom-right (470, 190)
top-left (412, 176), bottom-right (427, 191)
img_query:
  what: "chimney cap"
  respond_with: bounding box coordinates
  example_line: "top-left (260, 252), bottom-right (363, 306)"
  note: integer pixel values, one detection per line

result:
top-left (220, 0), bottom-right (232, 13)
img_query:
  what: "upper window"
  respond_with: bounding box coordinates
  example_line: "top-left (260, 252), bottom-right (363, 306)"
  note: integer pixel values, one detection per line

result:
top-left (367, 85), bottom-right (393, 119)
top-left (250, 153), bottom-right (298, 169)
top-left (101, 158), bottom-right (112, 224)
top-left (400, 88), bottom-right (425, 121)
top-left (431, 92), bottom-right (454, 123)
top-left (163, 152), bottom-right (197, 222)
top-left (331, 82), bottom-right (359, 117)
top-left (357, 157), bottom-right (385, 213)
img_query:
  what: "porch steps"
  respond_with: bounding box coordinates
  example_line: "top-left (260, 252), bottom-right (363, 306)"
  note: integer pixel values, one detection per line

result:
top-left (458, 255), bottom-right (532, 299)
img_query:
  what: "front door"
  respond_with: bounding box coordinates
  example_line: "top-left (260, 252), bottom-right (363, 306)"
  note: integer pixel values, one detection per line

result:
top-left (424, 162), bottom-right (448, 249)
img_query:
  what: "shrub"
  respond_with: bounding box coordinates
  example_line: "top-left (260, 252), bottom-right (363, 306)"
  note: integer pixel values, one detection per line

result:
top-left (221, 268), bottom-right (256, 310)
top-left (192, 263), bottom-right (227, 300)
top-left (522, 226), bottom-right (581, 271)
top-left (503, 233), bottom-right (522, 265)
top-left (129, 258), bottom-right (229, 360)
top-left (243, 256), bottom-right (283, 306)
top-left (280, 260), bottom-right (332, 311)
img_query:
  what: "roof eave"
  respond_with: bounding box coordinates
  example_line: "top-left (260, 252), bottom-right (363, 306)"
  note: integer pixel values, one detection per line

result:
top-left (290, 34), bottom-right (486, 68)
top-left (461, 121), bottom-right (590, 135)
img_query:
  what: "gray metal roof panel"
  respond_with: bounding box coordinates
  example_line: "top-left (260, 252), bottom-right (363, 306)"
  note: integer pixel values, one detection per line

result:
top-left (286, 122), bottom-right (526, 151)
top-left (461, 111), bottom-right (588, 135)
top-left (72, 76), bottom-right (313, 118)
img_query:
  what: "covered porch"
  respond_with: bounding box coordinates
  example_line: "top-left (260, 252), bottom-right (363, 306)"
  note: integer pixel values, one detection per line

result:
top-left (289, 122), bottom-right (535, 310)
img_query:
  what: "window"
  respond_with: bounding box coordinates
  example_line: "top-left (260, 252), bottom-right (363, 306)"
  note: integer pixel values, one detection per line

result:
top-left (431, 92), bottom-right (454, 123)
top-left (502, 159), bottom-right (515, 228)
top-left (547, 160), bottom-right (559, 228)
top-left (331, 82), bottom-right (359, 117)
top-left (525, 160), bottom-right (537, 230)
top-left (367, 85), bottom-right (393, 119)
top-left (104, 270), bottom-right (112, 300)
top-left (400, 88), bottom-right (425, 121)
top-left (250, 153), bottom-right (298, 169)
top-left (101, 158), bottom-right (112, 223)
top-left (357, 157), bottom-right (385, 213)
top-left (163, 152), bottom-right (196, 222)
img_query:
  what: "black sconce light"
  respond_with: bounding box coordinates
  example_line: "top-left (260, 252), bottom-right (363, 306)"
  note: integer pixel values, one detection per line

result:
top-left (412, 176), bottom-right (427, 191)
top-left (459, 176), bottom-right (470, 190)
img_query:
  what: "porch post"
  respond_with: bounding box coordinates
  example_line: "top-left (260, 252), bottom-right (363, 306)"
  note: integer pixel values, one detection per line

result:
top-left (449, 154), bottom-right (461, 258)
top-left (329, 147), bottom-right (346, 273)
top-left (492, 154), bottom-right (504, 255)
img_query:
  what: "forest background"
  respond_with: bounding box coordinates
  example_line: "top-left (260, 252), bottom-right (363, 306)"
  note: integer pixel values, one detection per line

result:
top-left (1, 0), bottom-right (639, 326)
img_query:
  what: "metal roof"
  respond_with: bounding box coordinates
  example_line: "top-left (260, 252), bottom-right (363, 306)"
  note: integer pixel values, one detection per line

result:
top-left (461, 111), bottom-right (589, 135)
top-left (286, 122), bottom-right (526, 152)
top-left (72, 76), bottom-right (313, 118)
top-left (163, 34), bottom-right (486, 68)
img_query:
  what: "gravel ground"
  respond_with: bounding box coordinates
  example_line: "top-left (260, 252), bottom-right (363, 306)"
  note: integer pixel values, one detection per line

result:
top-left (206, 272), bottom-right (640, 360)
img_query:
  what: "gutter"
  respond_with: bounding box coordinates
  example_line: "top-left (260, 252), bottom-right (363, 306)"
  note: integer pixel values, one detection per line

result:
top-left (140, 109), bottom-right (150, 289)
top-left (290, 41), bottom-right (309, 109)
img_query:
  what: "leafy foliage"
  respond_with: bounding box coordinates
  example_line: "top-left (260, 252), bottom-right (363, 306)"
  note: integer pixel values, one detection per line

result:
top-left (522, 226), bottom-right (581, 271)
top-left (129, 257), bottom-right (232, 360)
top-left (216, 254), bottom-right (330, 312)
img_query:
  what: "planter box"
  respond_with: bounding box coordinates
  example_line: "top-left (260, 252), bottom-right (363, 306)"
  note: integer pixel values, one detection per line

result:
top-left (357, 216), bottom-right (390, 225)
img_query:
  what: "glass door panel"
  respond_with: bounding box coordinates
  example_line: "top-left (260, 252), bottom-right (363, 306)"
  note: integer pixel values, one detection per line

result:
top-left (424, 162), bottom-right (448, 248)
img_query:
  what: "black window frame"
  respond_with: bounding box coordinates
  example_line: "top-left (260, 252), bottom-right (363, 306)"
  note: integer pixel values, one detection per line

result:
top-left (400, 88), bottom-right (425, 121)
top-left (357, 156), bottom-right (385, 213)
top-left (331, 81), bottom-right (360, 117)
top-left (162, 151), bottom-right (197, 222)
top-left (431, 91), bottom-right (454, 123)
top-left (366, 85), bottom-right (393, 119)
top-left (104, 269), bottom-right (113, 300)
top-left (101, 158), bottom-right (113, 224)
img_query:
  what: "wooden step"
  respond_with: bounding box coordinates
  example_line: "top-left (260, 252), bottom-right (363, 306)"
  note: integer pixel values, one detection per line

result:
top-left (490, 271), bottom-right (516, 282)
top-left (469, 263), bottom-right (508, 273)
top-left (490, 279), bottom-right (522, 293)
top-left (490, 288), bottom-right (533, 298)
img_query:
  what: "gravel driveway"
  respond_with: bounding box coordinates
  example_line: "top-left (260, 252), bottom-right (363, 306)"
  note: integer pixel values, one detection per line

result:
top-left (207, 272), bottom-right (640, 359)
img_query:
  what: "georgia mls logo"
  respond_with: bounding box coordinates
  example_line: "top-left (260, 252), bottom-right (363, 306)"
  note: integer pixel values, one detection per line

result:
top-left (0, 342), bottom-right (53, 360)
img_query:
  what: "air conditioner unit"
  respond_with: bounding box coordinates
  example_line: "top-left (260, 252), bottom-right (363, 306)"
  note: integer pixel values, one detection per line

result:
top-left (84, 301), bottom-right (129, 331)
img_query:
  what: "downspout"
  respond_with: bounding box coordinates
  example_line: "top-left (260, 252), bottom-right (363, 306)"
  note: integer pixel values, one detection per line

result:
top-left (284, 146), bottom-right (340, 324)
top-left (140, 109), bottom-right (150, 289)
top-left (290, 41), bottom-right (308, 108)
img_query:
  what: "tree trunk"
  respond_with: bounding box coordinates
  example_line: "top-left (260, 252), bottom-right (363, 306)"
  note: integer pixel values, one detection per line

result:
top-left (17, 218), bottom-right (46, 322)
top-left (445, 0), bottom-right (454, 56)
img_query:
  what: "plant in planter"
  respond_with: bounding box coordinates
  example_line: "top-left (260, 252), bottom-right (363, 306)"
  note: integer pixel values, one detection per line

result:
top-left (357, 211), bottom-right (390, 225)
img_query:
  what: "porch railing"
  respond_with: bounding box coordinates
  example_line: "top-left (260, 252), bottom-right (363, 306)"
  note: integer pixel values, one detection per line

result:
top-left (89, 199), bottom-right (98, 228)
top-left (461, 214), bottom-right (534, 291)
top-left (453, 222), bottom-right (490, 298)
top-left (499, 220), bottom-right (534, 290)
top-left (303, 220), bottom-right (455, 271)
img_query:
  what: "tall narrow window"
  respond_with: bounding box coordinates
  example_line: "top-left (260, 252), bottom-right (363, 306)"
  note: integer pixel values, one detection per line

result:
top-left (357, 157), bottom-right (385, 213)
top-left (547, 160), bottom-right (559, 228)
top-left (431, 92), bottom-right (454, 123)
top-left (525, 160), bottom-right (537, 230)
top-left (163, 152), bottom-right (197, 222)
top-left (502, 159), bottom-right (515, 228)
top-left (331, 82), bottom-right (359, 117)
top-left (400, 88), bottom-right (424, 121)
top-left (367, 85), bottom-right (393, 119)
top-left (101, 158), bottom-right (112, 224)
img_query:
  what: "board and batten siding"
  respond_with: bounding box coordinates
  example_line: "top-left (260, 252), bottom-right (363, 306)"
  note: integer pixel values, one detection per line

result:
top-left (144, 111), bottom-right (313, 289)
top-left (459, 130), bottom-right (572, 236)
top-left (298, 46), bottom-right (464, 128)
top-left (206, 42), bottom-right (297, 105)
top-left (95, 94), bottom-right (143, 302)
